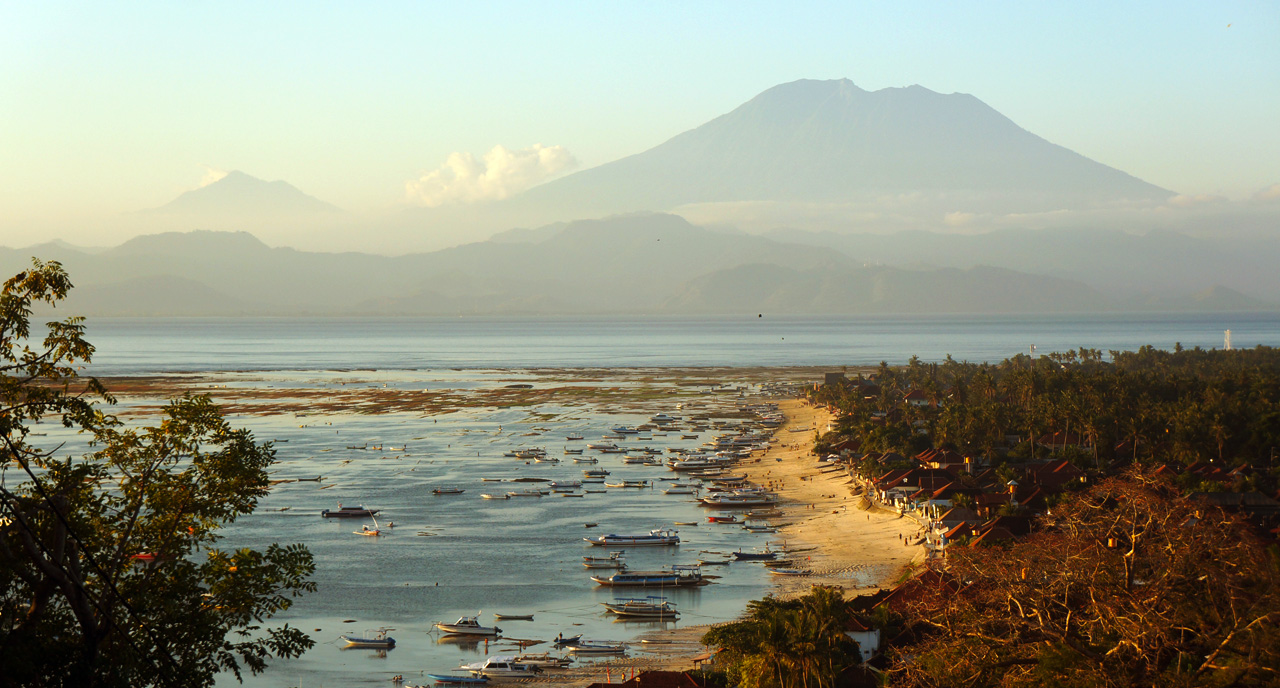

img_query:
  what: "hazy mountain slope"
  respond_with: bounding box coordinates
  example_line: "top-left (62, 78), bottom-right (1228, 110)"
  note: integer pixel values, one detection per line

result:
top-left (145, 171), bottom-right (341, 216)
top-left (762, 226), bottom-right (1280, 300)
top-left (511, 79), bottom-right (1170, 220)
top-left (662, 263), bottom-right (1112, 314)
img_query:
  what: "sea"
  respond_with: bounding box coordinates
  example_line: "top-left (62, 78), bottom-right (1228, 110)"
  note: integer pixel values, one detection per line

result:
top-left (31, 313), bottom-right (1280, 686)
top-left (71, 312), bottom-right (1280, 376)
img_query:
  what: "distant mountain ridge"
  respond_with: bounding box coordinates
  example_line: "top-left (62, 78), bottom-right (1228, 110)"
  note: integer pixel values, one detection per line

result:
top-left (3, 217), bottom-right (1270, 317)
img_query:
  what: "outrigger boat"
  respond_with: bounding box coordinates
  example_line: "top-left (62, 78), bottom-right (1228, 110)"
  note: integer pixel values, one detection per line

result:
top-left (340, 627), bottom-right (396, 648)
top-left (513, 652), bottom-right (573, 668)
top-left (591, 565), bottom-right (703, 587)
top-left (493, 613), bottom-right (534, 621)
top-left (321, 503), bottom-right (379, 518)
top-left (583, 551), bottom-right (627, 569)
top-left (356, 513), bottom-right (387, 537)
top-left (425, 674), bottom-right (490, 685)
top-left (584, 529), bottom-right (680, 547)
top-left (602, 596), bottom-right (679, 619)
top-left (567, 641), bottom-right (627, 655)
top-left (458, 656), bottom-right (540, 678)
top-left (435, 614), bottom-right (502, 636)
top-left (433, 487), bottom-right (465, 495)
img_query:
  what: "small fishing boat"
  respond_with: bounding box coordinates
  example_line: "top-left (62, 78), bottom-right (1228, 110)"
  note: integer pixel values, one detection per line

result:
top-left (564, 447), bottom-right (585, 454)
top-left (321, 503), bottom-right (379, 518)
top-left (672, 521), bottom-right (699, 526)
top-left (425, 673), bottom-right (489, 685)
top-left (493, 613), bottom-right (533, 621)
top-left (587, 442), bottom-right (619, 451)
top-left (573, 456), bottom-right (598, 463)
top-left (553, 633), bottom-right (583, 647)
top-left (433, 487), bottom-right (465, 495)
top-left (733, 549), bottom-right (778, 561)
top-left (513, 652), bottom-right (573, 668)
top-left (506, 489), bottom-right (543, 498)
top-left (340, 627), bottom-right (396, 648)
top-left (480, 493), bottom-right (508, 500)
top-left (663, 486), bottom-right (697, 495)
top-left (697, 558), bottom-right (731, 566)
top-left (355, 513), bottom-right (388, 537)
top-left (743, 524), bottom-right (776, 533)
top-left (707, 515), bottom-right (739, 524)
top-left (769, 568), bottom-right (811, 576)
top-left (481, 477), bottom-right (504, 482)
top-left (549, 480), bottom-right (583, 489)
top-left (567, 641), bottom-right (627, 655)
top-left (604, 480), bottom-right (649, 488)
top-left (584, 529), bottom-right (680, 547)
top-left (435, 615), bottom-right (502, 636)
top-left (583, 551), bottom-right (627, 569)
top-left (459, 655), bottom-right (540, 678)
top-left (699, 492), bottom-right (778, 507)
top-left (602, 596), bottom-right (679, 619)
top-left (566, 433), bottom-right (585, 441)
top-left (562, 493), bottom-right (586, 498)
top-left (590, 565), bottom-right (703, 587)
top-left (582, 468), bottom-right (610, 478)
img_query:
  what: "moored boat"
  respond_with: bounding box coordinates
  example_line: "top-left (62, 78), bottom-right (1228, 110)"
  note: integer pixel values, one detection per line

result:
top-left (433, 487), bottom-right (465, 495)
top-left (601, 596), bottom-right (679, 618)
top-left (321, 503), bottom-right (379, 517)
top-left (459, 655), bottom-right (540, 678)
top-left (583, 551), bottom-right (627, 569)
top-left (590, 565), bottom-right (703, 587)
top-left (435, 615), bottom-right (502, 636)
top-left (584, 529), bottom-right (680, 547)
top-left (340, 627), bottom-right (396, 648)
top-left (425, 673), bottom-right (490, 685)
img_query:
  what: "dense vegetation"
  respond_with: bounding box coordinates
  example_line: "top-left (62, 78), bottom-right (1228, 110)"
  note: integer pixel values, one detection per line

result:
top-left (890, 474), bottom-right (1280, 686)
top-left (0, 261), bottom-right (315, 687)
top-left (813, 347), bottom-right (1280, 492)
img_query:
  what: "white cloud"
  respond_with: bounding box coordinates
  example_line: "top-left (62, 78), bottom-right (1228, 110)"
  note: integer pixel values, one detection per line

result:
top-left (198, 164), bottom-right (228, 188)
top-left (405, 144), bottom-right (577, 207)
top-left (1166, 193), bottom-right (1227, 208)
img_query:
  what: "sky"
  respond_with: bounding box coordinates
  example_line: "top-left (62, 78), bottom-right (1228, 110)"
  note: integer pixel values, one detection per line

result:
top-left (1, 1), bottom-right (1277, 246)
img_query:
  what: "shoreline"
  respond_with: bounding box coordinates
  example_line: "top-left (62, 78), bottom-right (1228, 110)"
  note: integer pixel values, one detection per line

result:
top-left (537, 397), bottom-right (925, 686)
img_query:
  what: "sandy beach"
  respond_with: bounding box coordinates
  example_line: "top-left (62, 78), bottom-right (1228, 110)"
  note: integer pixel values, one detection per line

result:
top-left (533, 397), bottom-right (926, 685)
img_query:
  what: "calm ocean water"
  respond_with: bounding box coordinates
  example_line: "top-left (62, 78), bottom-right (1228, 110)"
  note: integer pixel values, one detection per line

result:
top-left (67, 313), bottom-right (1280, 376)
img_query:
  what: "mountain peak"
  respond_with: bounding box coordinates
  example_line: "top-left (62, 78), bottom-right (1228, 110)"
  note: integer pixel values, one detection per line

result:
top-left (147, 171), bottom-right (341, 217)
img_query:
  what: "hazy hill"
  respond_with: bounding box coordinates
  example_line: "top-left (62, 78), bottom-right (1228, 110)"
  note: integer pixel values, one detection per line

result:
top-left (507, 79), bottom-right (1171, 222)
top-left (145, 171), bottom-right (341, 217)
top-left (762, 226), bottom-right (1280, 301)
top-left (5, 217), bottom-right (1270, 317)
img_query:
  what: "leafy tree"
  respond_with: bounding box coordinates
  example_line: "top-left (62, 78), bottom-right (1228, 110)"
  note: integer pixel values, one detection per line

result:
top-left (0, 260), bottom-right (316, 687)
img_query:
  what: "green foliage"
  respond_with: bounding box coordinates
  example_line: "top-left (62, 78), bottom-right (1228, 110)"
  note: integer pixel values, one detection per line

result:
top-left (703, 587), bottom-right (862, 688)
top-left (0, 260), bottom-right (316, 687)
top-left (807, 344), bottom-right (1280, 494)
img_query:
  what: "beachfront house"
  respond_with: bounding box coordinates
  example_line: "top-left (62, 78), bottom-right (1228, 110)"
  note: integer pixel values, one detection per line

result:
top-left (844, 616), bottom-right (881, 664)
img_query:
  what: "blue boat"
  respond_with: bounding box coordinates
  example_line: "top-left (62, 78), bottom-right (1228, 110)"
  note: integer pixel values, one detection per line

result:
top-left (426, 674), bottom-right (489, 685)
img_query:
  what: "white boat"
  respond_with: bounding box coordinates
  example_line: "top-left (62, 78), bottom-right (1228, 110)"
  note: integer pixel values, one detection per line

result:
top-left (573, 457), bottom-right (598, 463)
top-left (602, 596), bottom-right (679, 618)
top-left (480, 493), bottom-right (508, 500)
top-left (611, 426), bottom-right (640, 434)
top-left (590, 565), bottom-right (703, 587)
top-left (769, 568), bottom-right (811, 576)
top-left (604, 480), bottom-right (649, 488)
top-left (583, 551), bottom-right (627, 569)
top-left (459, 655), bottom-right (540, 678)
top-left (340, 627), bottom-right (396, 648)
top-left (584, 529), bottom-right (680, 547)
top-left (587, 442), bottom-right (619, 451)
top-left (699, 492), bottom-right (779, 507)
top-left (435, 615), bottom-right (502, 636)
top-left (663, 486), bottom-right (697, 495)
top-left (567, 641), bottom-right (627, 655)
top-left (549, 480), bottom-right (583, 489)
